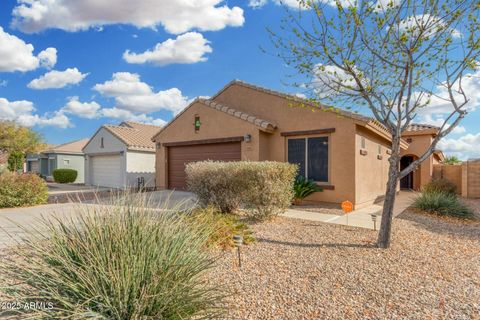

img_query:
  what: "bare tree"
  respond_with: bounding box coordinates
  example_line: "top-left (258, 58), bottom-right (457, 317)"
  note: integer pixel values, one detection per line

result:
top-left (270, 0), bottom-right (480, 248)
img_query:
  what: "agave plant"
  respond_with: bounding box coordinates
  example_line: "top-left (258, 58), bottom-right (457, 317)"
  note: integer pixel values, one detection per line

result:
top-left (293, 176), bottom-right (323, 204)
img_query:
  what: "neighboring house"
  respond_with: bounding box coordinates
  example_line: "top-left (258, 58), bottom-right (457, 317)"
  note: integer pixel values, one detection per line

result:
top-left (152, 80), bottom-right (443, 209)
top-left (83, 121), bottom-right (160, 189)
top-left (26, 139), bottom-right (88, 183)
top-left (400, 124), bottom-right (445, 190)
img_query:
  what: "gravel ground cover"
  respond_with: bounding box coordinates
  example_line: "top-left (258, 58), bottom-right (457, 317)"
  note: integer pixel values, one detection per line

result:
top-left (211, 210), bottom-right (480, 319)
top-left (461, 198), bottom-right (480, 220)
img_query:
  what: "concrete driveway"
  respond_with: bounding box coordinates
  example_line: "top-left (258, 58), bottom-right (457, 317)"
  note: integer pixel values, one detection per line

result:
top-left (0, 190), bottom-right (197, 250)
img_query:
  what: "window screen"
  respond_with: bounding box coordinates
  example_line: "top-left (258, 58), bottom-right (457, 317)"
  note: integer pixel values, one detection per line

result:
top-left (288, 138), bottom-right (306, 177)
top-left (307, 137), bottom-right (329, 182)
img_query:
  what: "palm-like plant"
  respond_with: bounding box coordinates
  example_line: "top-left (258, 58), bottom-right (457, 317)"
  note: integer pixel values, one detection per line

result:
top-left (293, 176), bottom-right (322, 204)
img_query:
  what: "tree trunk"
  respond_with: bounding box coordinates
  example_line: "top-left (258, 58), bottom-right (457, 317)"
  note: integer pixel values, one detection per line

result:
top-left (377, 153), bottom-right (400, 249)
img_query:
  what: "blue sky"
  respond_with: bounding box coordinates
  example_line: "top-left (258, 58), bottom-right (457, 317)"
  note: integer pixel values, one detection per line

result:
top-left (0, 0), bottom-right (479, 159)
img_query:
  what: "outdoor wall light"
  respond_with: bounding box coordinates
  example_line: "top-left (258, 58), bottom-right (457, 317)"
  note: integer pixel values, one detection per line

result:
top-left (244, 134), bottom-right (252, 142)
top-left (233, 235), bottom-right (243, 268)
top-left (371, 214), bottom-right (377, 231)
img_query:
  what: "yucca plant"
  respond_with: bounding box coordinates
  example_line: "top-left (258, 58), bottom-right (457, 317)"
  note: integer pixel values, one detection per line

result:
top-left (413, 190), bottom-right (473, 219)
top-left (0, 192), bottom-right (224, 319)
top-left (293, 176), bottom-right (323, 205)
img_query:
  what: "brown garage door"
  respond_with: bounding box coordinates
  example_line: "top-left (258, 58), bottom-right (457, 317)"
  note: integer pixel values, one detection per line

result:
top-left (168, 142), bottom-right (241, 190)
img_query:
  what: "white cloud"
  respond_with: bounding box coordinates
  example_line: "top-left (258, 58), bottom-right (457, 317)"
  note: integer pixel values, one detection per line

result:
top-left (100, 108), bottom-right (166, 127)
top-left (438, 133), bottom-right (480, 160)
top-left (27, 68), bottom-right (88, 89)
top-left (419, 114), bottom-right (467, 134)
top-left (0, 80), bottom-right (7, 87)
top-left (0, 97), bottom-right (71, 128)
top-left (16, 112), bottom-right (71, 128)
top-left (38, 47), bottom-right (57, 68)
top-left (93, 72), bottom-right (189, 114)
top-left (61, 96), bottom-right (100, 119)
top-left (123, 32), bottom-right (212, 66)
top-left (0, 26), bottom-right (57, 72)
top-left (310, 64), bottom-right (364, 98)
top-left (249, 0), bottom-right (353, 9)
top-left (417, 69), bottom-right (480, 118)
top-left (58, 96), bottom-right (167, 126)
top-left (396, 14), bottom-right (461, 39)
top-left (249, 0), bottom-right (269, 8)
top-left (12, 0), bottom-right (244, 34)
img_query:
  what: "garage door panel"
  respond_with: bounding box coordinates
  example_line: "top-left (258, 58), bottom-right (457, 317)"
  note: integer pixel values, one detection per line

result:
top-left (168, 142), bottom-right (241, 190)
top-left (90, 155), bottom-right (122, 188)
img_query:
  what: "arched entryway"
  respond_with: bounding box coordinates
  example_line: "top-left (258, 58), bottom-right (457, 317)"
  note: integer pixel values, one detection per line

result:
top-left (400, 155), bottom-right (418, 189)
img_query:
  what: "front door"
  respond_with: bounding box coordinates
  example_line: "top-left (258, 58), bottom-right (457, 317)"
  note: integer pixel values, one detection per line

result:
top-left (400, 156), bottom-right (414, 189)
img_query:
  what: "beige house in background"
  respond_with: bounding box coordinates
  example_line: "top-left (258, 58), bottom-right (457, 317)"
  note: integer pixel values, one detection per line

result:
top-left (83, 122), bottom-right (160, 189)
top-left (152, 80), bottom-right (443, 209)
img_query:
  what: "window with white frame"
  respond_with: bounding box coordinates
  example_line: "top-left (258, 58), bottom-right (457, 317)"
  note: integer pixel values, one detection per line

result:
top-left (288, 136), bottom-right (329, 182)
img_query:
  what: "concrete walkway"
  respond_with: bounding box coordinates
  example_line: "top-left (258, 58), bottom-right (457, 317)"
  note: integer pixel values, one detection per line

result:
top-left (282, 191), bottom-right (417, 229)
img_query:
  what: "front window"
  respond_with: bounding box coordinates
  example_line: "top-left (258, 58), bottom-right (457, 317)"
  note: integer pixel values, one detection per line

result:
top-left (288, 136), bottom-right (329, 182)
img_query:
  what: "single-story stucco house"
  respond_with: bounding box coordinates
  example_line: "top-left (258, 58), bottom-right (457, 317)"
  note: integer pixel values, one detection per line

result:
top-left (26, 139), bottom-right (88, 183)
top-left (83, 121), bottom-right (160, 189)
top-left (152, 80), bottom-right (443, 209)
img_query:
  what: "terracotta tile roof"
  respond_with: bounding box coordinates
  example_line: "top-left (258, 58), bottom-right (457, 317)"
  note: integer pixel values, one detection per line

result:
top-left (104, 122), bottom-right (161, 151)
top-left (404, 123), bottom-right (440, 132)
top-left (44, 139), bottom-right (88, 154)
top-left (200, 99), bottom-right (277, 131)
top-left (213, 80), bottom-right (372, 123)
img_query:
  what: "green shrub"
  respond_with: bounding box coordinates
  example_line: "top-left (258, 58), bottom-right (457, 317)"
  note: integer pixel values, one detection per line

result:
top-left (422, 178), bottom-right (457, 195)
top-left (0, 193), bottom-right (223, 319)
top-left (241, 162), bottom-right (297, 220)
top-left (186, 161), bottom-right (244, 213)
top-left (186, 161), bottom-right (297, 220)
top-left (52, 168), bottom-right (78, 183)
top-left (413, 191), bottom-right (473, 219)
top-left (7, 151), bottom-right (24, 172)
top-left (188, 206), bottom-right (254, 249)
top-left (293, 176), bottom-right (323, 201)
top-left (0, 172), bottom-right (48, 208)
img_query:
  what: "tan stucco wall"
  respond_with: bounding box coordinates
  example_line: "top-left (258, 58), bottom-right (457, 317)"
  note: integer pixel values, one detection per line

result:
top-left (213, 84), bottom-right (361, 204)
top-left (354, 126), bottom-right (391, 207)
top-left (154, 101), bottom-right (261, 189)
top-left (401, 134), bottom-right (434, 189)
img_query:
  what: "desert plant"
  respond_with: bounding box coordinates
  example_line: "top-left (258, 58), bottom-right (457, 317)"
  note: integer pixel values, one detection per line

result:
top-left (0, 172), bottom-right (48, 208)
top-left (443, 155), bottom-right (462, 165)
top-left (7, 151), bottom-right (24, 172)
top-left (293, 176), bottom-right (323, 203)
top-left (186, 161), bottom-right (297, 220)
top-left (186, 161), bottom-right (244, 213)
top-left (241, 162), bottom-right (297, 220)
top-left (0, 193), bottom-right (223, 319)
top-left (188, 206), bottom-right (254, 249)
top-left (52, 168), bottom-right (78, 183)
top-left (413, 191), bottom-right (473, 219)
top-left (422, 179), bottom-right (457, 195)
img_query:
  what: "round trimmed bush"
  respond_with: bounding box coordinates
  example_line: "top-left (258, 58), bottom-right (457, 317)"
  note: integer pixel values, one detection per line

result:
top-left (53, 168), bottom-right (78, 183)
top-left (0, 172), bottom-right (48, 208)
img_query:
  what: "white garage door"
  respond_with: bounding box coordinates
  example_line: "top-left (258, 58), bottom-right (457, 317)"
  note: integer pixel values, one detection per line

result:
top-left (90, 155), bottom-right (123, 188)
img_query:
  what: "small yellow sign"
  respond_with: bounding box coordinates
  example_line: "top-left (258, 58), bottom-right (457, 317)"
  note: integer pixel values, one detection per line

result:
top-left (341, 200), bottom-right (354, 213)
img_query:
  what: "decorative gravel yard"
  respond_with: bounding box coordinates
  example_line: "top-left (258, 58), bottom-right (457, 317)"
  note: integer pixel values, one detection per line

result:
top-left (211, 210), bottom-right (480, 319)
